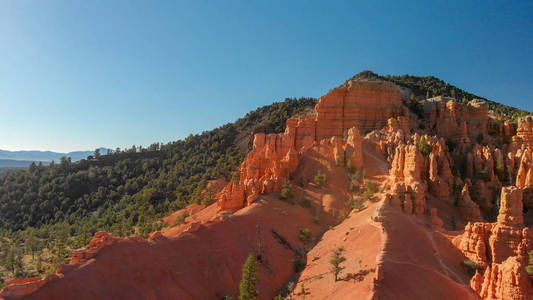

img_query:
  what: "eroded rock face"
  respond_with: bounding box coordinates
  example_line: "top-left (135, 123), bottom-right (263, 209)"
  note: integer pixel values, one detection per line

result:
top-left (456, 187), bottom-right (533, 300)
top-left (515, 116), bottom-right (533, 148)
top-left (423, 97), bottom-right (488, 144)
top-left (217, 81), bottom-right (408, 212)
top-left (70, 231), bottom-right (115, 264)
top-left (516, 148), bottom-right (533, 189)
top-left (458, 184), bottom-right (482, 221)
top-left (315, 80), bottom-right (406, 139)
top-left (472, 256), bottom-right (533, 300)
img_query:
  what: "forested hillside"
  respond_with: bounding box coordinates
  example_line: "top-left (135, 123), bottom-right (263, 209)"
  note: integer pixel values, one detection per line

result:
top-left (0, 97), bottom-right (316, 285)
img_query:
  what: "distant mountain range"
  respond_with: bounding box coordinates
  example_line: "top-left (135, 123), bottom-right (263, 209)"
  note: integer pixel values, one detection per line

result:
top-left (0, 148), bottom-right (111, 168)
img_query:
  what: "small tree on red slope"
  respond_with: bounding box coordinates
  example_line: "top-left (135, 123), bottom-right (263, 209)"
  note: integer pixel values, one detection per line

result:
top-left (239, 254), bottom-right (259, 300)
top-left (330, 247), bottom-right (346, 281)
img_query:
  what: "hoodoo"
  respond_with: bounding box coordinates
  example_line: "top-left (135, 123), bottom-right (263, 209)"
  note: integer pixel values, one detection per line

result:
top-left (217, 80), bottom-right (408, 213)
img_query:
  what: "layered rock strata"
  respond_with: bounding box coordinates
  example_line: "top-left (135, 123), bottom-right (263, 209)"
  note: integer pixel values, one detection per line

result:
top-left (423, 97), bottom-right (489, 144)
top-left (217, 81), bottom-right (408, 212)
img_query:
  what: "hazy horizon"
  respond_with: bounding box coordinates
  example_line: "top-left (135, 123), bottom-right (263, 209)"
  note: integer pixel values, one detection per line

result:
top-left (1, 0), bottom-right (532, 152)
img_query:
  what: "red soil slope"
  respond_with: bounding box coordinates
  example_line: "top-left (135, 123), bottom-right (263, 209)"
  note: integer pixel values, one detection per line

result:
top-left (2, 197), bottom-right (327, 300)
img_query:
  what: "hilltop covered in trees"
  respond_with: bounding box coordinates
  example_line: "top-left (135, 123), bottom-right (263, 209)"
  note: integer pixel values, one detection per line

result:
top-left (347, 70), bottom-right (531, 121)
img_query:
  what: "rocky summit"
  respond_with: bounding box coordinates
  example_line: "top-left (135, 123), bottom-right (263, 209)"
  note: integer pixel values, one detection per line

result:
top-left (1, 76), bottom-right (533, 300)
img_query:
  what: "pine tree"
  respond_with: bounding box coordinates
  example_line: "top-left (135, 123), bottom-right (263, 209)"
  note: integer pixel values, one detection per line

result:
top-left (280, 180), bottom-right (293, 200)
top-left (36, 252), bottom-right (42, 274)
top-left (5, 250), bottom-right (15, 273)
top-left (239, 254), bottom-right (259, 300)
top-left (418, 136), bottom-right (430, 157)
top-left (330, 247), bottom-right (346, 281)
top-left (14, 252), bottom-right (24, 278)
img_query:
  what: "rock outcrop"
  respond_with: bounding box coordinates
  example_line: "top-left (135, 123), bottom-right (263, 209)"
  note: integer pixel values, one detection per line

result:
top-left (217, 81), bottom-right (408, 212)
top-left (515, 116), bottom-right (533, 148)
top-left (70, 231), bottom-right (115, 264)
top-left (458, 184), bottom-right (482, 221)
top-left (315, 80), bottom-right (406, 138)
top-left (456, 187), bottom-right (533, 300)
top-left (423, 97), bottom-right (489, 144)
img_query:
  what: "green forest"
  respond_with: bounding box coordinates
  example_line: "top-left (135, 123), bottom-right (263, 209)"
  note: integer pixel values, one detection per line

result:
top-left (0, 71), bottom-right (529, 287)
top-left (0, 97), bottom-right (316, 286)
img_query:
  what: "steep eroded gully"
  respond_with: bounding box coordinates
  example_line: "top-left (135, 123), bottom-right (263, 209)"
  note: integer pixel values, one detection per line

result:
top-left (291, 140), bottom-right (480, 300)
top-left (287, 141), bottom-right (387, 299)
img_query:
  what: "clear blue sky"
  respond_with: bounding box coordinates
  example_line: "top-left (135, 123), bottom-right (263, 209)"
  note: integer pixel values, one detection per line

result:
top-left (1, 0), bottom-right (532, 152)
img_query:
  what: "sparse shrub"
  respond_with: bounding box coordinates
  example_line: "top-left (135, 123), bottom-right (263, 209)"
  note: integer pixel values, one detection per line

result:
top-left (526, 265), bottom-right (533, 275)
top-left (348, 181), bottom-right (360, 194)
top-left (418, 136), bottom-right (430, 157)
top-left (201, 188), bottom-right (215, 205)
top-left (495, 156), bottom-right (505, 181)
top-left (361, 181), bottom-right (378, 201)
top-left (362, 190), bottom-right (374, 202)
top-left (364, 181), bottom-right (378, 194)
top-left (353, 169), bottom-right (365, 182)
top-left (330, 247), bottom-right (346, 281)
top-left (526, 250), bottom-right (533, 275)
top-left (300, 283), bottom-right (306, 298)
top-left (313, 171), bottom-right (328, 188)
top-left (284, 281), bottom-right (295, 299)
top-left (173, 212), bottom-right (189, 227)
top-left (348, 199), bottom-right (364, 212)
top-left (461, 259), bottom-right (479, 278)
top-left (280, 180), bottom-right (293, 200)
top-left (346, 159), bottom-right (355, 173)
top-left (299, 228), bottom-right (311, 242)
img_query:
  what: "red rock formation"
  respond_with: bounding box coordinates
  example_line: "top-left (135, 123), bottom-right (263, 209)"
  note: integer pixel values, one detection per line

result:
top-left (70, 231), bottom-right (115, 264)
top-left (315, 80), bottom-right (406, 139)
top-left (515, 116), bottom-right (533, 148)
top-left (516, 148), bottom-right (533, 188)
top-left (429, 207), bottom-right (444, 227)
top-left (458, 184), bottom-right (482, 221)
top-left (459, 222), bottom-right (493, 268)
top-left (346, 127), bottom-right (364, 169)
top-left (456, 187), bottom-right (533, 300)
top-left (0, 276), bottom-right (57, 299)
top-left (424, 97), bottom-right (488, 144)
top-left (387, 141), bottom-right (427, 215)
top-left (428, 142), bottom-right (454, 202)
top-left (472, 256), bottom-right (533, 300)
top-left (217, 81), bottom-right (409, 212)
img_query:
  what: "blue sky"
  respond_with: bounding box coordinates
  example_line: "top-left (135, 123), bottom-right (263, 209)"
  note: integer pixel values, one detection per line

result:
top-left (1, 0), bottom-right (532, 152)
